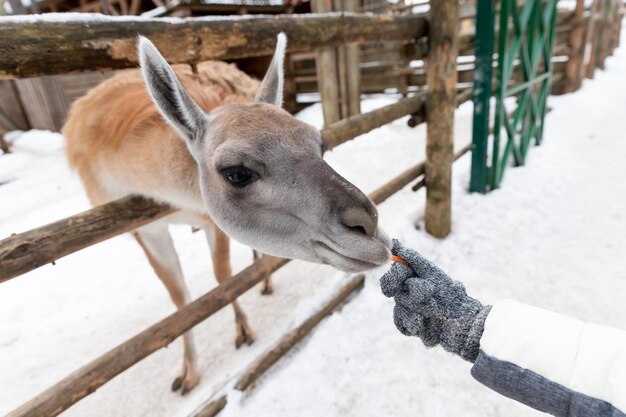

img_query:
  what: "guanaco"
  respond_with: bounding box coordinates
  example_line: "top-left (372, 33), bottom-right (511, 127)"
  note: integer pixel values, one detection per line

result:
top-left (64, 34), bottom-right (390, 393)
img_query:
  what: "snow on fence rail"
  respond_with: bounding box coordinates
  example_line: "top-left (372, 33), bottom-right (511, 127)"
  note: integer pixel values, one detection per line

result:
top-left (0, 12), bottom-right (427, 79)
top-left (0, 4), bottom-right (481, 416)
top-left (0, 196), bottom-right (174, 282)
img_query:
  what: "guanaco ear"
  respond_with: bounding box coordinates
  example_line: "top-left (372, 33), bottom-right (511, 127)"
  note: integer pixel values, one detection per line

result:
top-left (255, 33), bottom-right (287, 108)
top-left (138, 36), bottom-right (208, 150)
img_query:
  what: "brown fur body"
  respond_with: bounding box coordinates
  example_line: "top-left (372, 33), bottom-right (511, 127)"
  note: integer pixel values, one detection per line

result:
top-left (65, 61), bottom-right (259, 208)
top-left (63, 35), bottom-right (389, 393)
top-left (64, 61), bottom-right (263, 393)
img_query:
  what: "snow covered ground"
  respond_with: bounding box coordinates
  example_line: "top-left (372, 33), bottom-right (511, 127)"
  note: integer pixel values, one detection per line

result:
top-left (2, 37), bottom-right (626, 417)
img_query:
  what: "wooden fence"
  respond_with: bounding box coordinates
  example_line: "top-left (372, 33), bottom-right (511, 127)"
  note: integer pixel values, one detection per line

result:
top-left (0, 10), bottom-right (423, 129)
top-left (0, 7), bottom-right (466, 416)
top-left (0, 2), bottom-right (622, 415)
top-left (272, 2), bottom-right (623, 124)
top-left (552, 0), bottom-right (624, 94)
top-left (0, 2), bottom-right (621, 131)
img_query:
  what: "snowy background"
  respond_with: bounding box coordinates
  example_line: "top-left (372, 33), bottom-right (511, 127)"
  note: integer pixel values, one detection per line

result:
top-left (1, 30), bottom-right (626, 417)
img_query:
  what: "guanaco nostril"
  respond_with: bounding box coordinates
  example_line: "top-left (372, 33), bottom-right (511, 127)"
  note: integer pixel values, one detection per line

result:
top-left (340, 207), bottom-right (377, 237)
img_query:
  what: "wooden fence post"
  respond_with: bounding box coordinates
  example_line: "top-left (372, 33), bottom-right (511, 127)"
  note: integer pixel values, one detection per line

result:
top-left (616, 8), bottom-right (623, 49)
top-left (425, 0), bottom-right (458, 238)
top-left (7, 0), bottom-right (27, 14)
top-left (563, 0), bottom-right (586, 93)
top-left (615, 4), bottom-right (626, 48)
top-left (334, 0), bottom-right (350, 118)
top-left (609, 0), bottom-right (620, 55)
top-left (0, 127), bottom-right (9, 154)
top-left (312, 0), bottom-right (361, 124)
top-left (312, 0), bottom-right (341, 125)
top-left (343, 0), bottom-right (361, 117)
top-left (596, 0), bottom-right (608, 70)
top-left (585, 0), bottom-right (600, 79)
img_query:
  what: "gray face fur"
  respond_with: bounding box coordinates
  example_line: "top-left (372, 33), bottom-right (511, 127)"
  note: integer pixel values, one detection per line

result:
top-left (138, 34), bottom-right (391, 272)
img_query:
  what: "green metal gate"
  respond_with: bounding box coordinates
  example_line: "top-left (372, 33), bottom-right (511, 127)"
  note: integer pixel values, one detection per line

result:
top-left (470, 0), bottom-right (558, 192)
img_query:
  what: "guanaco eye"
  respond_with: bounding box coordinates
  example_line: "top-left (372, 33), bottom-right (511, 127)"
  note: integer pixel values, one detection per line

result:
top-left (220, 166), bottom-right (256, 187)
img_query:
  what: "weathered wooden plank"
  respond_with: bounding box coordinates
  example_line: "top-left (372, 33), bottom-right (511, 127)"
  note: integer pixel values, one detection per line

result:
top-left (340, 0), bottom-right (361, 117)
top-left (7, 0), bottom-right (28, 14)
top-left (337, 44), bottom-right (350, 118)
top-left (0, 196), bottom-right (174, 283)
top-left (0, 81), bottom-right (29, 131)
top-left (407, 88), bottom-right (472, 128)
top-left (186, 274), bottom-right (365, 417)
top-left (312, 1), bottom-right (341, 125)
top-left (14, 75), bottom-right (68, 131)
top-left (321, 93), bottom-right (426, 149)
top-left (584, 0), bottom-right (604, 78)
top-left (345, 42), bottom-right (362, 116)
top-left (0, 127), bottom-right (9, 153)
top-left (369, 161), bottom-right (426, 206)
top-left (562, 0), bottom-right (587, 93)
top-left (412, 144), bottom-right (472, 192)
top-left (234, 273), bottom-right (365, 393)
top-left (56, 71), bottom-right (114, 107)
top-left (0, 13), bottom-right (427, 79)
top-left (192, 396), bottom-right (227, 417)
top-left (596, 2), bottom-right (608, 69)
top-left (424, 0), bottom-right (458, 238)
top-left (315, 49), bottom-right (341, 124)
top-left (369, 117), bottom-right (473, 205)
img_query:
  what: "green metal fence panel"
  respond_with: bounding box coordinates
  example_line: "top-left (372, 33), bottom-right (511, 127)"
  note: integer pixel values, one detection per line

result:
top-left (470, 0), bottom-right (496, 193)
top-left (470, 0), bottom-right (558, 193)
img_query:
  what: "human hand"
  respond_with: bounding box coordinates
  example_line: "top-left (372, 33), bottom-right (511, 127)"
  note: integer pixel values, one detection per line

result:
top-left (380, 239), bottom-right (491, 362)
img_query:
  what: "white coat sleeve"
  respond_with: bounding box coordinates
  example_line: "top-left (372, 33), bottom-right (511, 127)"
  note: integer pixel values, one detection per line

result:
top-left (471, 300), bottom-right (626, 417)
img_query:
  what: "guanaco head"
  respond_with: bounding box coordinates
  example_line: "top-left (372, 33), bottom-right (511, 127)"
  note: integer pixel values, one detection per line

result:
top-left (138, 34), bottom-right (391, 272)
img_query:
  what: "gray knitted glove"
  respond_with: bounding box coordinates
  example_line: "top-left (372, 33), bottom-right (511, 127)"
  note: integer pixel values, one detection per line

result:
top-left (380, 239), bottom-right (491, 362)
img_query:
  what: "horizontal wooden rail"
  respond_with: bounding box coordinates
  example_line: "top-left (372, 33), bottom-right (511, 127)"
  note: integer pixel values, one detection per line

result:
top-left (0, 92), bottom-right (431, 283)
top-left (369, 161), bottom-right (425, 205)
top-left (321, 93), bottom-right (426, 149)
top-left (192, 274), bottom-right (366, 417)
top-left (409, 33), bottom-right (475, 60)
top-left (235, 274), bottom-right (364, 391)
top-left (408, 88), bottom-right (473, 128)
top-left (410, 144), bottom-right (473, 192)
top-left (0, 12), bottom-right (427, 79)
top-left (446, 11), bottom-right (576, 60)
top-left (0, 197), bottom-right (174, 283)
top-left (194, 397), bottom-right (228, 417)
